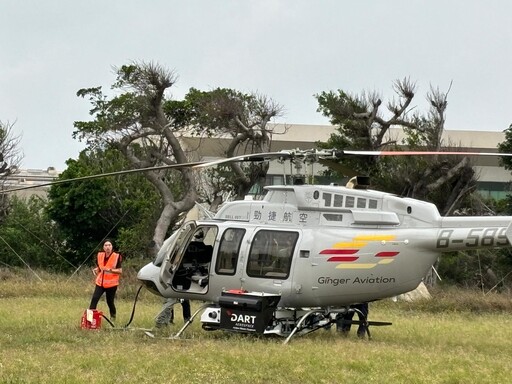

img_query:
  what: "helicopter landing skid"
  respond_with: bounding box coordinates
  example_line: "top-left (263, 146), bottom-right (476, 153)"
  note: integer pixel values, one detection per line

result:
top-left (173, 303), bottom-right (217, 338)
top-left (282, 309), bottom-right (392, 344)
top-left (144, 303), bottom-right (217, 340)
top-left (282, 309), bottom-right (331, 344)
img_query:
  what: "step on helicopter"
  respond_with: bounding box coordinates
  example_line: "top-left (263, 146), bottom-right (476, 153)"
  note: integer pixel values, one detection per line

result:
top-left (7, 148), bottom-right (512, 342)
top-left (134, 148), bottom-right (512, 343)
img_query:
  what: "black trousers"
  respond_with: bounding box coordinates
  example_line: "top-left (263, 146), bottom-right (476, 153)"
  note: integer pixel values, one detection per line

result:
top-left (181, 299), bottom-right (191, 320)
top-left (89, 285), bottom-right (118, 318)
top-left (336, 302), bottom-right (369, 336)
top-left (171, 299), bottom-right (192, 321)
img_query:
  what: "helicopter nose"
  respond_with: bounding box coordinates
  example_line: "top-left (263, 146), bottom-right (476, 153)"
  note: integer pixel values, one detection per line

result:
top-left (137, 262), bottom-right (162, 296)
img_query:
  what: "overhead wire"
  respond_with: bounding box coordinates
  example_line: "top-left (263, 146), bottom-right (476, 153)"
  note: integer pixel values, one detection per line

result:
top-left (0, 234), bottom-right (43, 281)
top-left (12, 219), bottom-right (77, 269)
top-left (0, 259), bottom-right (15, 268)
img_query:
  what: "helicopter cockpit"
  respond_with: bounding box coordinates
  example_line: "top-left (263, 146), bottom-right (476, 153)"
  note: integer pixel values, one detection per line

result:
top-left (160, 223), bottom-right (217, 294)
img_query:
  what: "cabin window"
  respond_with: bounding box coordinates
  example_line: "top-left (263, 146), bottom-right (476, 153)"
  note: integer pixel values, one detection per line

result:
top-left (215, 228), bottom-right (245, 275)
top-left (345, 196), bottom-right (355, 208)
top-left (323, 214), bottom-right (343, 222)
top-left (357, 198), bottom-right (366, 208)
top-left (322, 193), bottom-right (332, 207)
top-left (247, 230), bottom-right (298, 279)
top-left (369, 199), bottom-right (378, 209)
top-left (265, 174), bottom-right (285, 186)
top-left (333, 194), bottom-right (343, 207)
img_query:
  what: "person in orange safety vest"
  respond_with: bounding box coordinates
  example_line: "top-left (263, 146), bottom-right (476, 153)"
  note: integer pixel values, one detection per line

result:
top-left (89, 239), bottom-right (123, 322)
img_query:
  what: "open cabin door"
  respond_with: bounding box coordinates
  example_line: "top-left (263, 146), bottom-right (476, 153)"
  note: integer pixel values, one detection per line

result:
top-left (159, 221), bottom-right (217, 295)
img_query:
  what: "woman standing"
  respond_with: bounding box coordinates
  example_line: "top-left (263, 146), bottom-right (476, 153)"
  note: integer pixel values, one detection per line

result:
top-left (89, 239), bottom-right (122, 322)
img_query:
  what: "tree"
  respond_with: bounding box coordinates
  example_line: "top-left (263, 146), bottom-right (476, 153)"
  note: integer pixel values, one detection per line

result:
top-left (316, 79), bottom-right (485, 288)
top-left (74, 63), bottom-right (199, 257)
top-left (180, 88), bottom-right (283, 203)
top-left (46, 147), bottom-right (165, 264)
top-left (74, 62), bottom-right (284, 257)
top-left (0, 120), bottom-right (23, 220)
top-left (497, 123), bottom-right (512, 175)
top-left (315, 78), bottom-right (477, 215)
top-left (0, 195), bottom-right (68, 271)
top-left (496, 124), bottom-right (512, 217)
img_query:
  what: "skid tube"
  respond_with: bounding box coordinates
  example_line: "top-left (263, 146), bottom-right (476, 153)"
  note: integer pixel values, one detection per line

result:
top-left (144, 303), bottom-right (216, 339)
top-left (283, 307), bottom-right (392, 344)
top-left (173, 303), bottom-right (216, 338)
top-left (283, 309), bottom-right (328, 344)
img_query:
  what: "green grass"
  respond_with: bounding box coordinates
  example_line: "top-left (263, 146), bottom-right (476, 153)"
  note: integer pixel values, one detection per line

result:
top-left (1, 269), bottom-right (512, 383)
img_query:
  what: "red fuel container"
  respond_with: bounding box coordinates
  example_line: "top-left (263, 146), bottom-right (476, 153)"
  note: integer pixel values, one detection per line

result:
top-left (80, 309), bottom-right (102, 329)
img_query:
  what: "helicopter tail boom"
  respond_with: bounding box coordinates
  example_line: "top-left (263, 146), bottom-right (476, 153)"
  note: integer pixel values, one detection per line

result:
top-left (436, 217), bottom-right (512, 251)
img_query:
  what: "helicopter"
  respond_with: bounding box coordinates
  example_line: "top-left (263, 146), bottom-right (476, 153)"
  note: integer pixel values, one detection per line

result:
top-left (131, 148), bottom-right (512, 342)
top-left (5, 148), bottom-right (512, 341)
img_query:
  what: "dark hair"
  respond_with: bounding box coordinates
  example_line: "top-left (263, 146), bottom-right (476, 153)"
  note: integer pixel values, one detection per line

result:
top-left (103, 239), bottom-right (115, 249)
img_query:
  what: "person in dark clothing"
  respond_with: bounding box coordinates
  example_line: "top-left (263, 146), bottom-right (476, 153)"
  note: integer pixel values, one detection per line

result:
top-left (155, 298), bottom-right (191, 327)
top-left (89, 239), bottom-right (122, 322)
top-left (336, 302), bottom-right (369, 338)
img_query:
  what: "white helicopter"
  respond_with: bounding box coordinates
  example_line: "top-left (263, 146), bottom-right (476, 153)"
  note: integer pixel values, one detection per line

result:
top-left (133, 149), bottom-right (512, 342)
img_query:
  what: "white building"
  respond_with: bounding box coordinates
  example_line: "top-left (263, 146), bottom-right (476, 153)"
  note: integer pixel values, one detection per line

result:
top-left (2, 167), bottom-right (61, 199)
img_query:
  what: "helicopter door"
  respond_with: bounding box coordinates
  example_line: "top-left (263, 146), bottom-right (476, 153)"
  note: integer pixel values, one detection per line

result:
top-left (159, 221), bottom-right (196, 289)
top-left (207, 227), bottom-right (247, 295)
top-left (160, 223), bottom-right (217, 295)
top-left (241, 229), bottom-right (299, 294)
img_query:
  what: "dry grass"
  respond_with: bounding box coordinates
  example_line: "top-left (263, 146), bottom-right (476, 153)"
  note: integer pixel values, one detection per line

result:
top-left (1, 269), bottom-right (512, 383)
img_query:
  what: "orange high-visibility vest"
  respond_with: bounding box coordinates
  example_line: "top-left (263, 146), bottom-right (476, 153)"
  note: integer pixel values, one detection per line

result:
top-left (95, 252), bottom-right (120, 288)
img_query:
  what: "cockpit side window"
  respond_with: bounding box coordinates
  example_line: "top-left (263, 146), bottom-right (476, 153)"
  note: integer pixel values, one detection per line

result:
top-left (215, 228), bottom-right (246, 275)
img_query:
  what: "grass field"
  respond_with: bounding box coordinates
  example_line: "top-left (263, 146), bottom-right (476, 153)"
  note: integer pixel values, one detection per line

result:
top-left (1, 269), bottom-right (512, 383)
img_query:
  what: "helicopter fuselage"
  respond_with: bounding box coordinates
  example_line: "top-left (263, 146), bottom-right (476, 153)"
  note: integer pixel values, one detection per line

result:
top-left (137, 184), bottom-right (512, 308)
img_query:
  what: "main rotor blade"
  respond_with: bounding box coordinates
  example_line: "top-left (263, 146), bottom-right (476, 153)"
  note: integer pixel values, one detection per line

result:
top-left (192, 151), bottom-right (293, 168)
top-left (2, 152), bottom-right (293, 194)
top-left (2, 161), bottom-right (207, 193)
top-left (342, 150), bottom-right (512, 157)
top-left (5, 148), bottom-right (510, 194)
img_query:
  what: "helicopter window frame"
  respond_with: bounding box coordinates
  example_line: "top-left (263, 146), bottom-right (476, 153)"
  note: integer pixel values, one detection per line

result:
top-left (215, 228), bottom-right (246, 276)
top-left (246, 230), bottom-right (298, 279)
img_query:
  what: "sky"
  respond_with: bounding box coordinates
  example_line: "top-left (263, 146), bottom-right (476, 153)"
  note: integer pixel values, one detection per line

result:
top-left (1, 0), bottom-right (511, 170)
